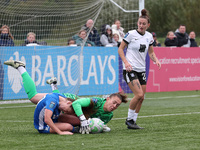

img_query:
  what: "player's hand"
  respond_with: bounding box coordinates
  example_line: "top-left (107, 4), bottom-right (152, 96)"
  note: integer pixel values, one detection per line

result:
top-left (124, 61), bottom-right (132, 72)
top-left (103, 124), bottom-right (111, 132)
top-left (80, 119), bottom-right (90, 134)
top-left (79, 115), bottom-right (91, 134)
top-left (156, 60), bottom-right (161, 70)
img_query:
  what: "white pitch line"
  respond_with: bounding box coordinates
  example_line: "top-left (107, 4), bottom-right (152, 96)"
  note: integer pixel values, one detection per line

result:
top-left (0, 120), bottom-right (33, 123)
top-left (112, 112), bottom-right (200, 120)
top-left (0, 105), bottom-right (35, 109)
top-left (1, 94), bottom-right (200, 104)
top-left (0, 100), bottom-right (30, 104)
top-left (127, 95), bottom-right (200, 100)
top-left (0, 112), bottom-right (200, 123)
top-left (145, 95), bottom-right (200, 99)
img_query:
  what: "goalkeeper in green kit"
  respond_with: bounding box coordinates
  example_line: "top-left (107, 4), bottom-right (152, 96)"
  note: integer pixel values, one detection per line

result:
top-left (46, 77), bottom-right (128, 133)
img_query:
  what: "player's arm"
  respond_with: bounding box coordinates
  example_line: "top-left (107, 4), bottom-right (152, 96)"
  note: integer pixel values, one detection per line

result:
top-left (72, 98), bottom-right (91, 116)
top-left (118, 40), bottom-right (128, 64)
top-left (148, 45), bottom-right (161, 70)
top-left (44, 109), bottom-right (63, 134)
top-left (118, 40), bottom-right (132, 72)
top-left (72, 98), bottom-right (91, 134)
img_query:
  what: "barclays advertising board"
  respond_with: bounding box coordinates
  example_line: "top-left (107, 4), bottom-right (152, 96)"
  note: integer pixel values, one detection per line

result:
top-left (1, 46), bottom-right (118, 100)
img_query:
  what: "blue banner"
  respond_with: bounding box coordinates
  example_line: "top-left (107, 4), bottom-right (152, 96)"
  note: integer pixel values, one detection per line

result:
top-left (1, 46), bottom-right (118, 100)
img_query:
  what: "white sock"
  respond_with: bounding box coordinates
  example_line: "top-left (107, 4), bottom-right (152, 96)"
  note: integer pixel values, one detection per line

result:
top-left (127, 109), bottom-right (135, 120)
top-left (133, 113), bottom-right (138, 122)
top-left (17, 66), bottom-right (26, 75)
top-left (51, 84), bottom-right (58, 91)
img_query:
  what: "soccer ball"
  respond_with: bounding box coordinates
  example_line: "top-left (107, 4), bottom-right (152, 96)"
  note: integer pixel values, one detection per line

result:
top-left (89, 118), bottom-right (104, 133)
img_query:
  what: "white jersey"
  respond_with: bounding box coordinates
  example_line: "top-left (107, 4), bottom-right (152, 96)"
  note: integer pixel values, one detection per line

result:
top-left (123, 30), bottom-right (154, 72)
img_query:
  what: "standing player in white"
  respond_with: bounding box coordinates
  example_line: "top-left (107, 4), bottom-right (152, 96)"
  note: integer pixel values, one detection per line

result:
top-left (118, 9), bottom-right (161, 129)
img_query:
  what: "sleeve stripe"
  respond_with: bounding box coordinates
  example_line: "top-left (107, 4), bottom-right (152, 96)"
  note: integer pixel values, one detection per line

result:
top-left (149, 43), bottom-right (153, 46)
top-left (123, 39), bottom-right (129, 44)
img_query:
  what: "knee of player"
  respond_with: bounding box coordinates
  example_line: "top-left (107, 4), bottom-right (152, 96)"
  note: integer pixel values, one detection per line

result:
top-left (135, 93), bottom-right (144, 100)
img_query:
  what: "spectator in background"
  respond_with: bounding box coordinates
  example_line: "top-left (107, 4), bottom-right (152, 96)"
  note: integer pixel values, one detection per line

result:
top-left (164, 31), bottom-right (178, 47)
top-left (111, 20), bottom-right (125, 42)
top-left (22, 32), bottom-right (38, 46)
top-left (22, 32), bottom-right (47, 46)
top-left (0, 25), bottom-right (14, 46)
top-left (113, 33), bottom-right (121, 47)
top-left (0, 25), bottom-right (14, 100)
top-left (151, 32), bottom-right (161, 47)
top-left (174, 24), bottom-right (189, 47)
top-left (72, 30), bottom-right (95, 46)
top-left (67, 39), bottom-right (77, 46)
top-left (100, 24), bottom-right (118, 47)
top-left (188, 31), bottom-right (198, 47)
top-left (81, 19), bottom-right (101, 46)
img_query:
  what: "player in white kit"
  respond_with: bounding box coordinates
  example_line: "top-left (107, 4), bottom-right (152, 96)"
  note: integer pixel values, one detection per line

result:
top-left (118, 9), bottom-right (161, 129)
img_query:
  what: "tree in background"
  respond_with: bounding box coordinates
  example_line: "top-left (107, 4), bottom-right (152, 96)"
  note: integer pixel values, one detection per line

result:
top-left (146, 0), bottom-right (200, 37)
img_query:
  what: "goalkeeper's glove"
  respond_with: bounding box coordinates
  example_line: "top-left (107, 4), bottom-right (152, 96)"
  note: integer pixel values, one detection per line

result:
top-left (103, 124), bottom-right (111, 132)
top-left (79, 114), bottom-right (91, 134)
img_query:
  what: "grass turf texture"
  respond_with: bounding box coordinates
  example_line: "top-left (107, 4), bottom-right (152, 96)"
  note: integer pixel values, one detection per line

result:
top-left (0, 91), bottom-right (199, 150)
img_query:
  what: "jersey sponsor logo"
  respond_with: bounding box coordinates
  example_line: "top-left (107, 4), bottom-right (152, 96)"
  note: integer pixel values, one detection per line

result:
top-left (91, 98), bottom-right (98, 103)
top-left (124, 33), bottom-right (129, 38)
top-left (139, 44), bottom-right (146, 53)
top-left (49, 102), bottom-right (55, 108)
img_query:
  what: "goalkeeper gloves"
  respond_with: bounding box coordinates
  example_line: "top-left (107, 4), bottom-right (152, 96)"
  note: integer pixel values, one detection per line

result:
top-left (79, 114), bottom-right (91, 134)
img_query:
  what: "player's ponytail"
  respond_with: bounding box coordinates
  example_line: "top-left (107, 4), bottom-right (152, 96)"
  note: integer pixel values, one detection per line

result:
top-left (110, 92), bottom-right (128, 103)
top-left (139, 9), bottom-right (150, 23)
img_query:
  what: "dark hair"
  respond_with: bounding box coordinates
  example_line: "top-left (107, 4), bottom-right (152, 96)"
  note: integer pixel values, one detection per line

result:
top-left (82, 100), bottom-right (97, 119)
top-left (67, 98), bottom-right (75, 102)
top-left (109, 92), bottom-right (128, 103)
top-left (139, 9), bottom-right (150, 23)
top-left (68, 98), bottom-right (96, 119)
top-left (179, 24), bottom-right (186, 27)
top-left (101, 24), bottom-right (113, 39)
top-left (67, 38), bottom-right (75, 45)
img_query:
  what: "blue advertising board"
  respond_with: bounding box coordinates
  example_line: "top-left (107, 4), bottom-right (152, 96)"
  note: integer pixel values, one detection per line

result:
top-left (1, 46), bottom-right (118, 100)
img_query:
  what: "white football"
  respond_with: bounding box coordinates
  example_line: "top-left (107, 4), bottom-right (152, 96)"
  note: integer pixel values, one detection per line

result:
top-left (89, 118), bottom-right (104, 133)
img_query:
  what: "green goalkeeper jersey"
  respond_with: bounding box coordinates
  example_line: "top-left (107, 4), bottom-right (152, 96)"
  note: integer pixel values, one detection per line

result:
top-left (53, 90), bottom-right (80, 100)
top-left (72, 97), bottom-right (113, 124)
top-left (53, 90), bottom-right (113, 124)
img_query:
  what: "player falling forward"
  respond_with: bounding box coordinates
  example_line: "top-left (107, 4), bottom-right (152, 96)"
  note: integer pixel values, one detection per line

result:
top-left (46, 77), bottom-right (128, 132)
top-left (4, 60), bottom-right (128, 134)
top-left (4, 60), bottom-right (77, 135)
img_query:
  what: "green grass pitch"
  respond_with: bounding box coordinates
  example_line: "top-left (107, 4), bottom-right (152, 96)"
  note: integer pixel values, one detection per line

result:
top-left (0, 90), bottom-right (200, 150)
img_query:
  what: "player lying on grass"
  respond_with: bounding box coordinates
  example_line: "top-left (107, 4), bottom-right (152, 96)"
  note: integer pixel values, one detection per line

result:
top-left (4, 60), bottom-right (89, 135)
top-left (46, 77), bottom-right (128, 132)
top-left (4, 60), bottom-right (128, 134)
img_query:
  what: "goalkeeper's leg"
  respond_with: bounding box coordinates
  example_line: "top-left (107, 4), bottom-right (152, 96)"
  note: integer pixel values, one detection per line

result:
top-left (4, 60), bottom-right (47, 104)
